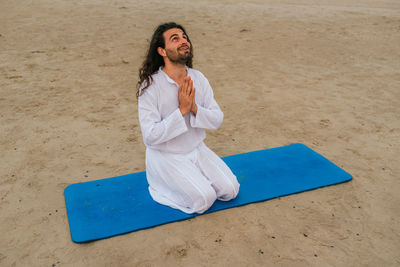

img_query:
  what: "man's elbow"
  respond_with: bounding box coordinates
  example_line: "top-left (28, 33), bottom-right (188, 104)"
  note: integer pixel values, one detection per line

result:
top-left (143, 131), bottom-right (162, 146)
top-left (213, 110), bottom-right (224, 129)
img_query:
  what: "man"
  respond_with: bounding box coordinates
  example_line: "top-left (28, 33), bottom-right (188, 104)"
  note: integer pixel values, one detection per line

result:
top-left (137, 22), bottom-right (239, 214)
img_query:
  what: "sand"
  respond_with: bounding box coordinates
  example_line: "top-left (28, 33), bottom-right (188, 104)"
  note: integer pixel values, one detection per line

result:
top-left (1, 0), bottom-right (399, 266)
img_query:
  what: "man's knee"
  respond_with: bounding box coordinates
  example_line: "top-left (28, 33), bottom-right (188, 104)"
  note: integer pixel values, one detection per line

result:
top-left (192, 186), bottom-right (217, 214)
top-left (218, 178), bottom-right (240, 201)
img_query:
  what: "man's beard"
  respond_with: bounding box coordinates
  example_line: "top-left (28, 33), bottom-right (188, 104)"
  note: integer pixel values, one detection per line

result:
top-left (166, 46), bottom-right (193, 65)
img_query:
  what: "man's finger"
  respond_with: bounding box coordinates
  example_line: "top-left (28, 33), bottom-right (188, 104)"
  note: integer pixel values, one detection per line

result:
top-left (178, 83), bottom-right (183, 97)
top-left (182, 78), bottom-right (188, 95)
top-left (185, 77), bottom-right (190, 95)
top-left (188, 80), bottom-right (193, 95)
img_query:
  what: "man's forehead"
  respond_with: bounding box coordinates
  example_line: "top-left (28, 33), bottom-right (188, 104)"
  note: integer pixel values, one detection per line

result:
top-left (163, 28), bottom-right (185, 39)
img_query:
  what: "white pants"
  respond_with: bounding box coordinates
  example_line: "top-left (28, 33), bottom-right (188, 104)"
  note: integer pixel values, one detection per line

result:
top-left (145, 142), bottom-right (240, 214)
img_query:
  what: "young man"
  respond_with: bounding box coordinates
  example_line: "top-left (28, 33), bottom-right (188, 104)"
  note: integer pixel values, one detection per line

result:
top-left (137, 22), bottom-right (240, 214)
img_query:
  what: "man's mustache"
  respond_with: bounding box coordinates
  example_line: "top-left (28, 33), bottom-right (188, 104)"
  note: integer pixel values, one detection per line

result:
top-left (179, 45), bottom-right (190, 50)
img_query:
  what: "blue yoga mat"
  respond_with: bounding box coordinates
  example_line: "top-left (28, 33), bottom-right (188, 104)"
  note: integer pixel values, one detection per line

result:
top-left (64, 143), bottom-right (352, 243)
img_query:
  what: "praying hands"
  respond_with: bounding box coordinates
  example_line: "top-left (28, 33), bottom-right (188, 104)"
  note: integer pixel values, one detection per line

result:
top-left (178, 76), bottom-right (197, 116)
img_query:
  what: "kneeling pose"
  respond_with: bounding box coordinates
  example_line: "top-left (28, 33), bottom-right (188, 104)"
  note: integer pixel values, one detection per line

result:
top-left (137, 22), bottom-right (240, 214)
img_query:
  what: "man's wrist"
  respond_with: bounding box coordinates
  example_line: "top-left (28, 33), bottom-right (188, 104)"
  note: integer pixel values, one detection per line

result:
top-left (192, 104), bottom-right (198, 115)
top-left (179, 106), bottom-right (188, 116)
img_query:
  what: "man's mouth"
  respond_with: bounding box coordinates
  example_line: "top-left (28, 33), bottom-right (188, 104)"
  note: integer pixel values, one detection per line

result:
top-left (179, 46), bottom-right (189, 52)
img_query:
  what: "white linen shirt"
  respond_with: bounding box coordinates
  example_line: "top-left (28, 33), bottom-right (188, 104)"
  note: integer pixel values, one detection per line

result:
top-left (138, 67), bottom-right (224, 154)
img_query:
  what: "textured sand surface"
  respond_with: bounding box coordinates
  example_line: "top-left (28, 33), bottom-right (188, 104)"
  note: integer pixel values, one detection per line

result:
top-left (1, 0), bottom-right (399, 266)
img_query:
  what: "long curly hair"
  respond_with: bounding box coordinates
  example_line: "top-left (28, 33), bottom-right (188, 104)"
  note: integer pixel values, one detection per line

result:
top-left (136, 22), bottom-right (193, 98)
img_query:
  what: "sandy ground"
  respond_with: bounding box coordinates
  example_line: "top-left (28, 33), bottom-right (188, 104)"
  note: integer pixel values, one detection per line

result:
top-left (1, 0), bottom-right (399, 266)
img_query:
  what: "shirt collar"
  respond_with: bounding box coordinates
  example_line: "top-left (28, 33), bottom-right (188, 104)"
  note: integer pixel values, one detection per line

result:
top-left (159, 66), bottom-right (189, 85)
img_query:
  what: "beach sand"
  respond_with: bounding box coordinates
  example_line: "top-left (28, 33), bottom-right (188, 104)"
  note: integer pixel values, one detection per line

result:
top-left (1, 0), bottom-right (399, 266)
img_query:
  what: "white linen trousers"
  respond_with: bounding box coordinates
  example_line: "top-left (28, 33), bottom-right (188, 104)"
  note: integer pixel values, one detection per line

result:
top-left (146, 142), bottom-right (240, 214)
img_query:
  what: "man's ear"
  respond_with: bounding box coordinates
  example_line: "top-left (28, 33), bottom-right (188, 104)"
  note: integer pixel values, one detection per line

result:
top-left (157, 47), bottom-right (166, 57)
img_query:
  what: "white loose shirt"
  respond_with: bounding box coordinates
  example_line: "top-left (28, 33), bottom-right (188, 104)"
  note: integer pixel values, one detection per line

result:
top-left (138, 67), bottom-right (223, 154)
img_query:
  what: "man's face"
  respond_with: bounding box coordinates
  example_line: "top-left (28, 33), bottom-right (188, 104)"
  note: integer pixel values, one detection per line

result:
top-left (161, 28), bottom-right (192, 65)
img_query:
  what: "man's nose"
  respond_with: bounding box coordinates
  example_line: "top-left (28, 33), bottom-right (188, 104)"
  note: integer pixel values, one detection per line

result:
top-left (180, 38), bottom-right (189, 46)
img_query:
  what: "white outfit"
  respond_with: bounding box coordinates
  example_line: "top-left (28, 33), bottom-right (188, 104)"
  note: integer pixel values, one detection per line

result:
top-left (138, 66), bottom-right (240, 214)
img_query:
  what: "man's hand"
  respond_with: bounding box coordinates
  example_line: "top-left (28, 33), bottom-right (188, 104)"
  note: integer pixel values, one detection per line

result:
top-left (178, 76), bottom-right (195, 116)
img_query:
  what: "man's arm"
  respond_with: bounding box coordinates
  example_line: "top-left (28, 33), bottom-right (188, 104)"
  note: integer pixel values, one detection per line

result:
top-left (138, 87), bottom-right (188, 146)
top-left (190, 77), bottom-right (223, 130)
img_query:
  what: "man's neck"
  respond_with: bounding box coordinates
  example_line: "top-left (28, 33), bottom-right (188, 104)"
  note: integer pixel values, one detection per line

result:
top-left (162, 62), bottom-right (187, 84)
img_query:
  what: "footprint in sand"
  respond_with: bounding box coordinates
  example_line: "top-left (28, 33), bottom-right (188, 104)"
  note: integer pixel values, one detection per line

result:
top-left (165, 244), bottom-right (188, 258)
top-left (319, 119), bottom-right (331, 128)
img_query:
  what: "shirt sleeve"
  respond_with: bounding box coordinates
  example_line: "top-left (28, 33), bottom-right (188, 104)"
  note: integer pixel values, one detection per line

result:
top-left (138, 85), bottom-right (188, 146)
top-left (190, 76), bottom-right (224, 130)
